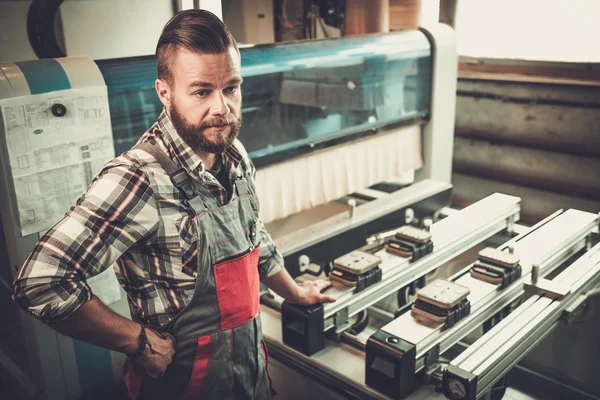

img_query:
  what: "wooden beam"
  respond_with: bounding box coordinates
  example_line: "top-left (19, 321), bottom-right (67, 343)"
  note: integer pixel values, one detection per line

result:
top-left (439, 0), bottom-right (457, 28)
top-left (458, 57), bottom-right (600, 86)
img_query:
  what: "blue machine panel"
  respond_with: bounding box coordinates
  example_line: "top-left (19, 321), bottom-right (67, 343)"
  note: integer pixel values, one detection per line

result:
top-left (97, 30), bottom-right (431, 165)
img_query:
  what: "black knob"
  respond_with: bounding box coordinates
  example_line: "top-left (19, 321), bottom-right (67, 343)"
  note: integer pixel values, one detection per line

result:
top-left (51, 103), bottom-right (67, 117)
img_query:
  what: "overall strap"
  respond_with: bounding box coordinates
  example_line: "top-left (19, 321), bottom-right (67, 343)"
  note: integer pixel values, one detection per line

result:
top-left (134, 142), bottom-right (205, 214)
top-left (234, 176), bottom-right (250, 197)
top-left (234, 174), bottom-right (261, 217)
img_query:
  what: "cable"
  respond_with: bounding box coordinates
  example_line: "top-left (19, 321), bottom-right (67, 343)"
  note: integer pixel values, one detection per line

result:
top-left (27, 0), bottom-right (66, 59)
top-left (397, 286), bottom-right (410, 307)
top-left (347, 310), bottom-right (369, 336)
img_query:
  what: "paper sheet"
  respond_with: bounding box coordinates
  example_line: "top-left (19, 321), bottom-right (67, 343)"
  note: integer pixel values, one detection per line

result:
top-left (0, 86), bottom-right (114, 236)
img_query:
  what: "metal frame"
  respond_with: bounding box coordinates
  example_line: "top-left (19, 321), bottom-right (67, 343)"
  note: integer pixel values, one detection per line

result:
top-left (417, 23), bottom-right (457, 185)
top-left (445, 241), bottom-right (600, 400)
top-left (260, 208), bottom-right (599, 400)
top-left (413, 209), bottom-right (597, 365)
top-left (275, 193), bottom-right (520, 356)
top-left (366, 208), bottom-right (598, 398)
top-left (322, 193), bottom-right (520, 330)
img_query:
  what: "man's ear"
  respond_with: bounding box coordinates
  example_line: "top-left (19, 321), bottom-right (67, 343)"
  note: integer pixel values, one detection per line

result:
top-left (155, 78), bottom-right (172, 109)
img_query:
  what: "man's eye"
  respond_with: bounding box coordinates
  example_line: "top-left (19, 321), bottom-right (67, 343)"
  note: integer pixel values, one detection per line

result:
top-left (224, 86), bottom-right (238, 94)
top-left (195, 91), bottom-right (209, 97)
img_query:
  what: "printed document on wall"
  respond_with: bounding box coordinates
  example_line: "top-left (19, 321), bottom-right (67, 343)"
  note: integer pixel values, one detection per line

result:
top-left (0, 86), bottom-right (114, 236)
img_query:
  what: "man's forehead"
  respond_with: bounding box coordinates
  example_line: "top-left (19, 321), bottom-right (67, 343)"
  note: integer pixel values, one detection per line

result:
top-left (172, 46), bottom-right (240, 72)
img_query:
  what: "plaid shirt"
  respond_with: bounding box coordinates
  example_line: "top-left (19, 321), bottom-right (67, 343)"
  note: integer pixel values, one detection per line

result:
top-left (13, 110), bottom-right (283, 327)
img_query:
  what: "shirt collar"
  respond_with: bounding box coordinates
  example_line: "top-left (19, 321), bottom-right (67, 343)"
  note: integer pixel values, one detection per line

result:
top-left (154, 109), bottom-right (243, 176)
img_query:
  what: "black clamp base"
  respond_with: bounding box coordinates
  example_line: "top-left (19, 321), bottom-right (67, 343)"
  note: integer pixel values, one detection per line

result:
top-left (445, 299), bottom-right (471, 329)
top-left (330, 266), bottom-right (383, 293)
top-left (411, 239), bottom-right (434, 262)
top-left (470, 260), bottom-right (522, 289)
top-left (366, 330), bottom-right (417, 399)
top-left (412, 299), bottom-right (471, 330)
top-left (387, 238), bottom-right (434, 262)
top-left (281, 302), bottom-right (325, 356)
top-left (355, 266), bottom-right (382, 292)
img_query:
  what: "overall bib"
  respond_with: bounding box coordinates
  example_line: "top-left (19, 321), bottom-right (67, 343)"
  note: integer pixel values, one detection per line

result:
top-left (123, 143), bottom-right (274, 399)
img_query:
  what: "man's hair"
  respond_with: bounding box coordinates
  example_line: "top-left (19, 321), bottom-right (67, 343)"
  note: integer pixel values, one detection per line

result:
top-left (156, 9), bottom-right (239, 86)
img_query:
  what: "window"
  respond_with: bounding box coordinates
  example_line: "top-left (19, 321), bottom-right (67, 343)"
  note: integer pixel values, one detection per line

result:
top-left (455, 0), bottom-right (600, 62)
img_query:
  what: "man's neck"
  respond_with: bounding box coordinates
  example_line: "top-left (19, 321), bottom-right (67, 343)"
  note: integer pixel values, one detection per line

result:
top-left (196, 150), bottom-right (219, 170)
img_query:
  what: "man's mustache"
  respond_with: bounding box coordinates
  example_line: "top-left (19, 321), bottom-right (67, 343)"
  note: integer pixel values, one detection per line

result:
top-left (200, 118), bottom-right (237, 128)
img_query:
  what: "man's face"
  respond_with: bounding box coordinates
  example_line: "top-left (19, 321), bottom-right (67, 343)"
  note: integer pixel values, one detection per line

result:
top-left (159, 46), bottom-right (243, 154)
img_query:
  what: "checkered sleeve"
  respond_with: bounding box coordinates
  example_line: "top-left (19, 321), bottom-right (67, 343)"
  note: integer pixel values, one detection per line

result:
top-left (257, 227), bottom-right (284, 280)
top-left (12, 163), bottom-right (159, 323)
top-left (239, 148), bottom-right (284, 280)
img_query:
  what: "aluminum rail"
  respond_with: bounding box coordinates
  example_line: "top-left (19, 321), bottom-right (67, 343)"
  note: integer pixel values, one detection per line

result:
top-left (365, 209), bottom-right (598, 399)
top-left (322, 193), bottom-right (521, 329)
top-left (413, 209), bottom-right (597, 370)
top-left (443, 242), bottom-right (600, 400)
top-left (380, 209), bottom-right (597, 352)
top-left (279, 193), bottom-right (520, 357)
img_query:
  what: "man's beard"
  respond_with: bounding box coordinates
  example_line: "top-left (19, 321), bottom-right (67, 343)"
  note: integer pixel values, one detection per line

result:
top-left (169, 103), bottom-right (241, 154)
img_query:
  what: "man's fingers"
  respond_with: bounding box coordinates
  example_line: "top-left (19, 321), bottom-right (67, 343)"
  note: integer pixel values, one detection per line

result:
top-left (299, 279), bottom-right (331, 289)
top-left (313, 280), bottom-right (334, 302)
top-left (319, 294), bottom-right (336, 303)
top-left (148, 369), bottom-right (164, 379)
top-left (313, 279), bottom-right (331, 290)
top-left (164, 332), bottom-right (177, 344)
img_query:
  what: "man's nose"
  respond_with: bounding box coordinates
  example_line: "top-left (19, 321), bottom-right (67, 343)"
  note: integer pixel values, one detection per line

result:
top-left (210, 92), bottom-right (230, 116)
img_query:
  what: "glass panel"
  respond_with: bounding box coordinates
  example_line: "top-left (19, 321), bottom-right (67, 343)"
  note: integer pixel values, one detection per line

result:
top-left (97, 57), bottom-right (162, 156)
top-left (239, 30), bottom-right (431, 163)
top-left (98, 30), bottom-right (431, 165)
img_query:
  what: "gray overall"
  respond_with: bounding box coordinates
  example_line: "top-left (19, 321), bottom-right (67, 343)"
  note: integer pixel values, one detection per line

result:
top-left (123, 143), bottom-right (274, 399)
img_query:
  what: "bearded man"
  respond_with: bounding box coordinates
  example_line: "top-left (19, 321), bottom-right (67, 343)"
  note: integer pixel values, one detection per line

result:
top-left (13, 9), bottom-right (334, 400)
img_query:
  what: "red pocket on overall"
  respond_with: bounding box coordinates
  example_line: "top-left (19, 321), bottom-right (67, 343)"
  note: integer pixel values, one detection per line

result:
top-left (123, 358), bottom-right (143, 399)
top-left (213, 247), bottom-right (260, 330)
top-left (181, 335), bottom-right (212, 400)
top-left (261, 340), bottom-right (277, 397)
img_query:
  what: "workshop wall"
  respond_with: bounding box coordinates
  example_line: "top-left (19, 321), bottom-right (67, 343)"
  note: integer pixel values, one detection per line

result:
top-left (451, 75), bottom-right (600, 224)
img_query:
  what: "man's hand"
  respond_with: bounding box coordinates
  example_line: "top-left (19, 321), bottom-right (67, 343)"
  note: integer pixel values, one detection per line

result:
top-left (264, 268), bottom-right (337, 305)
top-left (135, 328), bottom-right (176, 379)
top-left (290, 279), bottom-right (336, 305)
top-left (43, 296), bottom-right (176, 379)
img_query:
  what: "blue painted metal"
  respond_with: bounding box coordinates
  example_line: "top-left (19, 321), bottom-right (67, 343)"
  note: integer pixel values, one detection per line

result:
top-left (72, 339), bottom-right (115, 398)
top-left (15, 59), bottom-right (71, 94)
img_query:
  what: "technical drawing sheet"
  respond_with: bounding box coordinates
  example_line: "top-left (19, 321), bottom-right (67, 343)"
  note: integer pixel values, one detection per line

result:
top-left (0, 86), bottom-right (114, 236)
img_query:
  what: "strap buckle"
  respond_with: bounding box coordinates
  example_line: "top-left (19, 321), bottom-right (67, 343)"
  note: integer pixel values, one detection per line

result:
top-left (170, 169), bottom-right (195, 199)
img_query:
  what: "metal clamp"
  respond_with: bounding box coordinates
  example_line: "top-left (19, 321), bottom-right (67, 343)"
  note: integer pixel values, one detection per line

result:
top-left (332, 307), bottom-right (351, 340)
top-left (348, 199), bottom-right (357, 218)
top-left (524, 262), bottom-right (571, 301)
